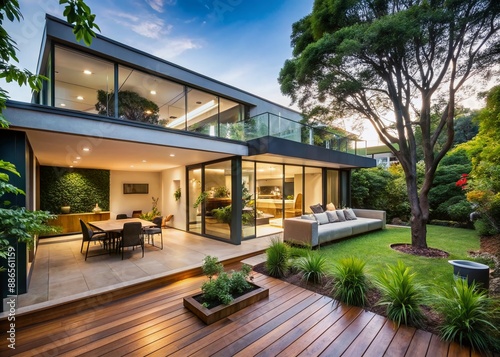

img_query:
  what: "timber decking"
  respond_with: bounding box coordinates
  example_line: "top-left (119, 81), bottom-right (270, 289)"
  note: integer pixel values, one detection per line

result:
top-left (0, 272), bottom-right (484, 356)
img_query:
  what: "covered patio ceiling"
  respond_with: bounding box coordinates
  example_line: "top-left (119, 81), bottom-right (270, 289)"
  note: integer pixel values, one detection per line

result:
top-left (24, 129), bottom-right (234, 172)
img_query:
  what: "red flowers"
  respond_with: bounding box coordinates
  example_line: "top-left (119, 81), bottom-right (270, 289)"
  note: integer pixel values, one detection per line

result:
top-left (456, 173), bottom-right (468, 189)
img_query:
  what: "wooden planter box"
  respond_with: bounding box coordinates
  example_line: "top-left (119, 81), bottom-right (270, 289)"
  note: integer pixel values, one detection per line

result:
top-left (183, 283), bottom-right (269, 324)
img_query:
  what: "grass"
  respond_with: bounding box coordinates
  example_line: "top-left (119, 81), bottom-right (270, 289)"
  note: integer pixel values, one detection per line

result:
top-left (316, 225), bottom-right (480, 292)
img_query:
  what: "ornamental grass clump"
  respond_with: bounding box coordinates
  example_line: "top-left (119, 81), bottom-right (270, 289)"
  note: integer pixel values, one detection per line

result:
top-left (294, 253), bottom-right (328, 284)
top-left (265, 239), bottom-right (290, 278)
top-left (375, 261), bottom-right (425, 328)
top-left (435, 278), bottom-right (500, 353)
top-left (200, 256), bottom-right (252, 308)
top-left (331, 256), bottom-right (368, 307)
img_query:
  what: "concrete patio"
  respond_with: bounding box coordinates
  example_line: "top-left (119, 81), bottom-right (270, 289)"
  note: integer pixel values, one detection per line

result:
top-left (3, 226), bottom-right (280, 317)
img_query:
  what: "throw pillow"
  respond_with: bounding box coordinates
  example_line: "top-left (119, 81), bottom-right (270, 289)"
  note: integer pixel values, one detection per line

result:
top-left (326, 210), bottom-right (339, 223)
top-left (336, 209), bottom-right (347, 221)
top-left (326, 202), bottom-right (336, 211)
top-left (313, 212), bottom-right (329, 225)
top-left (301, 214), bottom-right (315, 221)
top-left (344, 208), bottom-right (357, 220)
top-left (310, 203), bottom-right (324, 214)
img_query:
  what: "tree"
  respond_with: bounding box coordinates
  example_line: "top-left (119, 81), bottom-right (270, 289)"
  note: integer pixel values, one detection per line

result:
top-left (0, 0), bottom-right (100, 264)
top-left (279, 0), bottom-right (500, 248)
top-left (96, 90), bottom-right (160, 124)
top-left (460, 85), bottom-right (500, 235)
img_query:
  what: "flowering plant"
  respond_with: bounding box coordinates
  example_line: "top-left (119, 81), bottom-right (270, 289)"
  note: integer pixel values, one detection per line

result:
top-left (455, 173), bottom-right (468, 189)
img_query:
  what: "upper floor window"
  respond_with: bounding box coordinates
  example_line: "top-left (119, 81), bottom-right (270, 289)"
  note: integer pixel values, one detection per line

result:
top-left (50, 44), bottom-right (247, 139)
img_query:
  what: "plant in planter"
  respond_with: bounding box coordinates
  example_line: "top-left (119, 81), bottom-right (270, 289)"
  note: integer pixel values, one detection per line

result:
top-left (174, 187), bottom-right (181, 201)
top-left (140, 196), bottom-right (161, 221)
top-left (213, 186), bottom-right (230, 198)
top-left (183, 255), bottom-right (269, 324)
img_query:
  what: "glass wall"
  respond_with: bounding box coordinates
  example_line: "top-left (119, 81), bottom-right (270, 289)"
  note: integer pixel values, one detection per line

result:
top-left (242, 161), bottom-right (256, 239)
top-left (284, 165), bottom-right (303, 218)
top-left (256, 163), bottom-right (284, 227)
top-left (188, 167), bottom-right (202, 234)
top-left (54, 46), bottom-right (114, 113)
top-left (204, 160), bottom-right (232, 240)
top-left (304, 167), bottom-right (323, 212)
top-left (117, 65), bottom-right (185, 125)
top-left (326, 170), bottom-right (340, 207)
top-left (185, 89), bottom-right (218, 135)
top-left (49, 44), bottom-right (246, 138)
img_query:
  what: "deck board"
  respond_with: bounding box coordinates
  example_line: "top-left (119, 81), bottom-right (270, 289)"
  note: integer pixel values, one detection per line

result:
top-left (1, 271), bottom-right (481, 357)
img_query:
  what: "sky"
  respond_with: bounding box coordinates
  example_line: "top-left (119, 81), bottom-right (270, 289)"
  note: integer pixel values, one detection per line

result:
top-left (3, 0), bottom-right (315, 114)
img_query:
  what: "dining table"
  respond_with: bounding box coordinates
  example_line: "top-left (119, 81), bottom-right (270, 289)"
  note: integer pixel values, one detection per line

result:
top-left (88, 218), bottom-right (155, 251)
top-left (88, 217), bottom-right (154, 233)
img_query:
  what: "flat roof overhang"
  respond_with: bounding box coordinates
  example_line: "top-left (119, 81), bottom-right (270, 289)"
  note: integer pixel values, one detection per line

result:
top-left (4, 102), bottom-right (248, 171)
top-left (246, 136), bottom-right (376, 169)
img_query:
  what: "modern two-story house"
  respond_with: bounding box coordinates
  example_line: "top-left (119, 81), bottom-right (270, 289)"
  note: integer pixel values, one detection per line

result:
top-left (2, 15), bottom-right (375, 254)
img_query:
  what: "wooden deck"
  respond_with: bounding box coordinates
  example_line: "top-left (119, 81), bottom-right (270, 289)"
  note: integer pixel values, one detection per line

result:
top-left (1, 272), bottom-right (484, 356)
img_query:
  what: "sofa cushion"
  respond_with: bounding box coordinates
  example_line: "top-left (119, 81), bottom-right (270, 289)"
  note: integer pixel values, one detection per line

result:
top-left (326, 202), bottom-right (336, 211)
top-left (336, 210), bottom-right (347, 221)
top-left (326, 210), bottom-right (339, 223)
top-left (310, 203), bottom-right (324, 213)
top-left (344, 208), bottom-right (357, 220)
top-left (313, 212), bottom-right (329, 225)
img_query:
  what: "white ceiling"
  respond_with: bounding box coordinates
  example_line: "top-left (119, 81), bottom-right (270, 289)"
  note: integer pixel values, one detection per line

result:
top-left (25, 130), bottom-right (232, 172)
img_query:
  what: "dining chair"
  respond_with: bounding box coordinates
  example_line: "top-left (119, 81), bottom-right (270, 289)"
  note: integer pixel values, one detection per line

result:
top-left (131, 210), bottom-right (142, 218)
top-left (116, 213), bottom-right (128, 219)
top-left (117, 222), bottom-right (144, 260)
top-left (80, 219), bottom-right (108, 261)
top-left (143, 216), bottom-right (163, 249)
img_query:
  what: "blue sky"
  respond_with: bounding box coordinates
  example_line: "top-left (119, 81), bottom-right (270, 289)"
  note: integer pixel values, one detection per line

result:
top-left (3, 0), bottom-right (314, 110)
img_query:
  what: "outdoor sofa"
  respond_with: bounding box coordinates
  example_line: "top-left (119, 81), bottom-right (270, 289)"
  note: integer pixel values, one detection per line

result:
top-left (283, 208), bottom-right (386, 247)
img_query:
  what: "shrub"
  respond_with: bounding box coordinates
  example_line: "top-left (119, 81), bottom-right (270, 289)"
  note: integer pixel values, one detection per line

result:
top-left (265, 239), bottom-right (290, 278)
top-left (294, 253), bottom-right (328, 284)
top-left (435, 279), bottom-right (500, 352)
top-left (375, 261), bottom-right (425, 328)
top-left (331, 257), bottom-right (368, 307)
top-left (200, 256), bottom-right (253, 308)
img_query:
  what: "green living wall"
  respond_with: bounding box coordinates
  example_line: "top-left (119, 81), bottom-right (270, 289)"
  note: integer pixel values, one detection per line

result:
top-left (40, 166), bottom-right (110, 214)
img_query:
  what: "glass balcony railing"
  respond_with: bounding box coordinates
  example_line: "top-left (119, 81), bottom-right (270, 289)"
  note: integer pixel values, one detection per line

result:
top-left (226, 113), bottom-right (367, 156)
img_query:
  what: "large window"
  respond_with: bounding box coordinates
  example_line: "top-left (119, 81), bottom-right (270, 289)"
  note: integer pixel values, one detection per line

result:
top-left (49, 45), bottom-right (246, 138)
top-left (54, 46), bottom-right (114, 113)
top-left (204, 160), bottom-right (232, 240)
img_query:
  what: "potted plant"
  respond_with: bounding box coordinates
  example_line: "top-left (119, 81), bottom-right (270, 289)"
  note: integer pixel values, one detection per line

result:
top-left (183, 256), bottom-right (269, 324)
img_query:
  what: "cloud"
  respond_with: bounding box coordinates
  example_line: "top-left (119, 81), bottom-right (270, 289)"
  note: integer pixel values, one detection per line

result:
top-left (112, 11), bottom-right (171, 39)
top-left (146, 0), bottom-right (164, 13)
top-left (153, 38), bottom-right (203, 59)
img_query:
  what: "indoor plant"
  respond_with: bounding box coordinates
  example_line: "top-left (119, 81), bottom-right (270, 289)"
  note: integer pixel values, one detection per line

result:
top-left (183, 255), bottom-right (269, 324)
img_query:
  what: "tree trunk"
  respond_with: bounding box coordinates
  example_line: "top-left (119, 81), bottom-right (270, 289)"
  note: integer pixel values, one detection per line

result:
top-left (406, 170), bottom-right (429, 249)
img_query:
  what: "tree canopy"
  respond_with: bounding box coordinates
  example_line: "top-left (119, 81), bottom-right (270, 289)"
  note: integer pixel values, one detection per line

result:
top-left (280, 0), bottom-right (500, 248)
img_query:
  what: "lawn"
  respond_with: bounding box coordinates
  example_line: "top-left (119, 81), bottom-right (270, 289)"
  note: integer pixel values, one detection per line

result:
top-left (312, 225), bottom-right (480, 293)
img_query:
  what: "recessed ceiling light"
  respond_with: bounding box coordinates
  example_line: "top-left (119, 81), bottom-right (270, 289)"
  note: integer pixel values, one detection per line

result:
top-left (76, 156), bottom-right (81, 160)
top-left (69, 165), bottom-right (73, 168)
top-left (73, 160), bottom-right (78, 164)
top-left (130, 165), bottom-right (135, 168)
top-left (83, 147), bottom-right (90, 152)
top-left (169, 154), bottom-right (175, 157)
top-left (83, 70), bottom-right (92, 75)
top-left (150, 90), bottom-right (156, 95)
top-left (77, 96), bottom-right (84, 100)
top-left (60, 103), bottom-right (66, 107)
top-left (142, 160), bottom-right (147, 163)
top-left (145, 110), bottom-right (152, 114)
